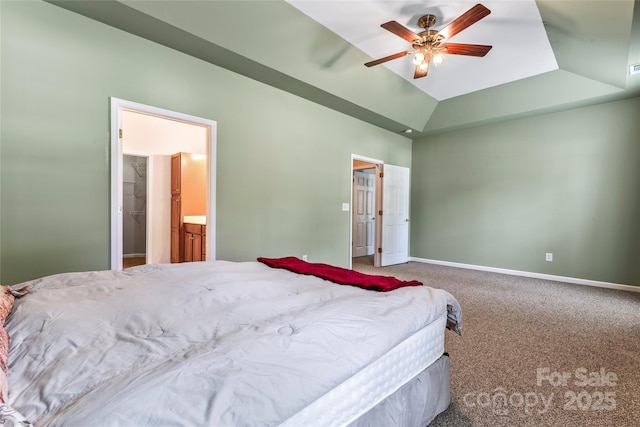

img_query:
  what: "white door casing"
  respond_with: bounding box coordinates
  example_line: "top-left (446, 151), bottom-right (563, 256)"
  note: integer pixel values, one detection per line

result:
top-left (352, 170), bottom-right (375, 257)
top-left (110, 98), bottom-right (217, 270)
top-left (381, 164), bottom-right (410, 266)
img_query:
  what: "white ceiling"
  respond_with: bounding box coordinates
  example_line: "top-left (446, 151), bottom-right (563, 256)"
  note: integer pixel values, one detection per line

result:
top-left (287, 0), bottom-right (559, 100)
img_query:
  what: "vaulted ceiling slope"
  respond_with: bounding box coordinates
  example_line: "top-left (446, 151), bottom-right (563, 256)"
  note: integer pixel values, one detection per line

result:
top-left (48, 0), bottom-right (640, 138)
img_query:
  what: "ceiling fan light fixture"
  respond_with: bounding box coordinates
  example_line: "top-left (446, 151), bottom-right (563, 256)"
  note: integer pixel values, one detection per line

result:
top-left (433, 52), bottom-right (445, 66)
top-left (364, 4), bottom-right (492, 79)
top-left (412, 52), bottom-right (425, 65)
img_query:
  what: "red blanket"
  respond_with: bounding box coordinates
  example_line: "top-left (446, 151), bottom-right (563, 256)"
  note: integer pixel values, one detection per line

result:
top-left (257, 256), bottom-right (422, 292)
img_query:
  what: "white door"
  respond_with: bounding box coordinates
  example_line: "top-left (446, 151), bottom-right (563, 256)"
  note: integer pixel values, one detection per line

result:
top-left (352, 170), bottom-right (375, 257)
top-left (381, 164), bottom-right (410, 266)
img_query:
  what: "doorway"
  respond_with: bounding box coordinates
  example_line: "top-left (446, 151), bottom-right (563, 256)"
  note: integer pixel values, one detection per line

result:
top-left (351, 155), bottom-right (383, 268)
top-left (350, 155), bottom-right (411, 269)
top-left (352, 162), bottom-right (378, 267)
top-left (110, 98), bottom-right (217, 270)
top-left (122, 154), bottom-right (148, 268)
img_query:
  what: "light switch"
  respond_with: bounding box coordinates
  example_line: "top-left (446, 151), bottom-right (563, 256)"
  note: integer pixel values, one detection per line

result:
top-left (342, 203), bottom-right (350, 211)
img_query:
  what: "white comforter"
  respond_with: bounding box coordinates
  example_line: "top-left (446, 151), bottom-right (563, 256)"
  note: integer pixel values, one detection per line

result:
top-left (6, 261), bottom-right (458, 427)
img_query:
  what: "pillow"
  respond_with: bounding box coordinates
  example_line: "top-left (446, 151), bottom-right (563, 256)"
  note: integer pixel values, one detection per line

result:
top-left (0, 287), bottom-right (15, 405)
top-left (0, 285), bottom-right (31, 406)
top-left (0, 286), bottom-right (14, 324)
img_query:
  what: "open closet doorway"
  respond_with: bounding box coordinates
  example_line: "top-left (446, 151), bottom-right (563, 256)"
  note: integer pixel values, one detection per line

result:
top-left (110, 98), bottom-right (217, 270)
top-left (122, 154), bottom-right (148, 268)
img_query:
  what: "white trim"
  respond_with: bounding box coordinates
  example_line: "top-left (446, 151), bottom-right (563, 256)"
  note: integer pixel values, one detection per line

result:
top-left (351, 154), bottom-right (384, 165)
top-left (110, 100), bottom-right (123, 270)
top-left (123, 253), bottom-right (146, 259)
top-left (110, 97), bottom-right (217, 270)
top-left (349, 155), bottom-right (384, 269)
top-left (410, 257), bottom-right (640, 293)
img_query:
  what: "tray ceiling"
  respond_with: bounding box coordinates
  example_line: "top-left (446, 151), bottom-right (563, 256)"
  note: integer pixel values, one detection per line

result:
top-left (287, 1), bottom-right (559, 100)
top-left (46, 0), bottom-right (640, 137)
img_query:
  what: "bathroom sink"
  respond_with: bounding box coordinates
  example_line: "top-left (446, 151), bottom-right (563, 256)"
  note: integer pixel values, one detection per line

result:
top-left (183, 215), bottom-right (206, 225)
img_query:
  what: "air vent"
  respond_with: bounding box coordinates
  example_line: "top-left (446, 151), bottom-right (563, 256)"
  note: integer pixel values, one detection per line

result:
top-left (630, 63), bottom-right (640, 75)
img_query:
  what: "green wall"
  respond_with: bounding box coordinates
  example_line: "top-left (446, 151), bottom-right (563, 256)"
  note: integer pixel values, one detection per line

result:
top-left (0, 1), bottom-right (411, 285)
top-left (411, 96), bottom-right (640, 286)
top-left (4, 1), bottom-right (637, 288)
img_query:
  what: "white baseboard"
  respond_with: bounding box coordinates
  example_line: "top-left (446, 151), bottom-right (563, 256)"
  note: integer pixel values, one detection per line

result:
top-left (409, 257), bottom-right (640, 293)
top-left (123, 253), bottom-right (146, 259)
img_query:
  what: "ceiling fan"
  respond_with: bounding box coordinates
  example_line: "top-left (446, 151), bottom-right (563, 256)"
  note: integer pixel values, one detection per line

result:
top-left (365, 3), bottom-right (492, 78)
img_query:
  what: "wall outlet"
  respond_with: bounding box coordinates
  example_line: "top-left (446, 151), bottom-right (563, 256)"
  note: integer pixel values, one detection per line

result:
top-left (302, 255), bottom-right (308, 261)
top-left (545, 253), bottom-right (553, 262)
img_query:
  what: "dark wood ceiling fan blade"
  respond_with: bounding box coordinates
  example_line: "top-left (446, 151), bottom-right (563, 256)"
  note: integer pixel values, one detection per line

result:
top-left (441, 43), bottom-right (492, 57)
top-left (381, 21), bottom-right (421, 43)
top-left (437, 4), bottom-right (491, 40)
top-left (364, 51), bottom-right (411, 67)
top-left (414, 65), bottom-right (428, 79)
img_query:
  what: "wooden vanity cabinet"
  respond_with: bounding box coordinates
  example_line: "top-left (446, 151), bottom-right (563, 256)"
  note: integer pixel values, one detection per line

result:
top-left (184, 223), bottom-right (206, 262)
top-left (170, 152), bottom-right (206, 263)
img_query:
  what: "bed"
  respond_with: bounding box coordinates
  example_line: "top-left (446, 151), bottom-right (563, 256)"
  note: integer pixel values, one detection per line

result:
top-left (1, 258), bottom-right (461, 426)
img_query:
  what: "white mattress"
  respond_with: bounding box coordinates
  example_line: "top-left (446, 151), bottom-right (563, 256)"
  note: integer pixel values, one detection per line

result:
top-left (281, 314), bottom-right (446, 427)
top-left (6, 261), bottom-right (460, 426)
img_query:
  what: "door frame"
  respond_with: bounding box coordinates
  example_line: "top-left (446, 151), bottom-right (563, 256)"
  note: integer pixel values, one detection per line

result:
top-left (350, 154), bottom-right (383, 269)
top-left (110, 98), bottom-right (217, 270)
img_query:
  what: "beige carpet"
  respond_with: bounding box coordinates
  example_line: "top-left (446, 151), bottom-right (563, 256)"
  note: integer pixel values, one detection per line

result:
top-left (352, 259), bottom-right (640, 427)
